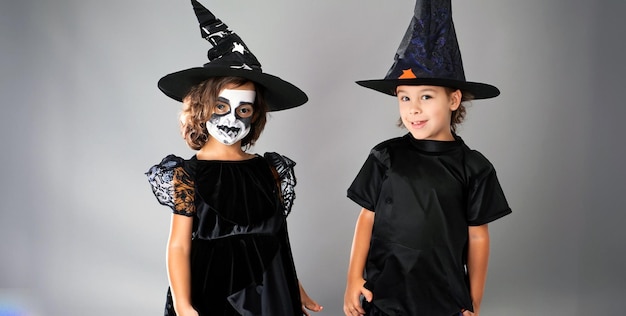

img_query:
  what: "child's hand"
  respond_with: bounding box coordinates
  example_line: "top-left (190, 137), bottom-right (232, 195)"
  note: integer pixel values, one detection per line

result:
top-left (343, 277), bottom-right (373, 316)
top-left (462, 308), bottom-right (478, 316)
top-left (299, 282), bottom-right (323, 316)
top-left (175, 304), bottom-right (199, 316)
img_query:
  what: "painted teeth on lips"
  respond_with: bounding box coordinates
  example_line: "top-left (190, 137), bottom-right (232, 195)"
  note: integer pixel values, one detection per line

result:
top-left (218, 125), bottom-right (240, 133)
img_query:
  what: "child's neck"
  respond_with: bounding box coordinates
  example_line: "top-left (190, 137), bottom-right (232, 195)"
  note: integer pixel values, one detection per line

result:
top-left (196, 138), bottom-right (254, 161)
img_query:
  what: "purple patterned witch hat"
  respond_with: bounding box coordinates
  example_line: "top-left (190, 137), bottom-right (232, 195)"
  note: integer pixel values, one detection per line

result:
top-left (356, 0), bottom-right (499, 99)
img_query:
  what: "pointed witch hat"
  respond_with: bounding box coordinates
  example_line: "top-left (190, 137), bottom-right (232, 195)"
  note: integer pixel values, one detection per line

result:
top-left (158, 0), bottom-right (308, 111)
top-left (356, 0), bottom-right (499, 99)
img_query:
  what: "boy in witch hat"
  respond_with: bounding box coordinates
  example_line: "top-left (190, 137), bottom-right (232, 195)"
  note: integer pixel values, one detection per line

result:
top-left (146, 1), bottom-right (322, 315)
top-left (343, 0), bottom-right (511, 315)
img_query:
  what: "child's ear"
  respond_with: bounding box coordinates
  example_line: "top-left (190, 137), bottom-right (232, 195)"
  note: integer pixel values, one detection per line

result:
top-left (450, 89), bottom-right (462, 110)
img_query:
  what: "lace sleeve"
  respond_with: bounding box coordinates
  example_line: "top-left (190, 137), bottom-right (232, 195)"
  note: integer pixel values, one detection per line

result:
top-left (145, 155), bottom-right (196, 216)
top-left (264, 152), bottom-right (296, 215)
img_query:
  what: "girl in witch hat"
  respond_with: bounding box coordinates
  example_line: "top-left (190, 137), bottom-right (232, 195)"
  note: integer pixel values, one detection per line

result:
top-left (146, 1), bottom-right (322, 315)
top-left (343, 1), bottom-right (511, 315)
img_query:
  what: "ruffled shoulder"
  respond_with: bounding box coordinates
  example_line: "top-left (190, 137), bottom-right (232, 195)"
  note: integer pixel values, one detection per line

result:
top-left (145, 154), bottom-right (196, 216)
top-left (264, 152), bottom-right (296, 215)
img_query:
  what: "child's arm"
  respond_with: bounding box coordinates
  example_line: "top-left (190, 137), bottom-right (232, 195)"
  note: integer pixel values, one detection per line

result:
top-left (343, 208), bottom-right (375, 316)
top-left (299, 281), bottom-right (323, 315)
top-left (465, 224), bottom-right (490, 316)
top-left (166, 214), bottom-right (198, 316)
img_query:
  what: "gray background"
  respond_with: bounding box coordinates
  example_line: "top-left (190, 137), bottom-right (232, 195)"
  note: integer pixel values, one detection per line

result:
top-left (1, 0), bottom-right (625, 315)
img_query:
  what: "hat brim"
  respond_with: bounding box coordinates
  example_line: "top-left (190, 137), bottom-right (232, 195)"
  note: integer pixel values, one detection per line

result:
top-left (158, 67), bottom-right (308, 111)
top-left (356, 78), bottom-right (500, 100)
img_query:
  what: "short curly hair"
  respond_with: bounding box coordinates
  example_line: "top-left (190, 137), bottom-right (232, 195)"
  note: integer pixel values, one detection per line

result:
top-left (448, 88), bottom-right (474, 133)
top-left (180, 77), bottom-right (268, 150)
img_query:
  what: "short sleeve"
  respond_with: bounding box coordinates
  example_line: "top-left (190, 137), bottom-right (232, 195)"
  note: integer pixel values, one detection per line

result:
top-left (145, 155), bottom-right (196, 216)
top-left (264, 152), bottom-right (296, 215)
top-left (466, 155), bottom-right (511, 226)
top-left (347, 148), bottom-right (389, 211)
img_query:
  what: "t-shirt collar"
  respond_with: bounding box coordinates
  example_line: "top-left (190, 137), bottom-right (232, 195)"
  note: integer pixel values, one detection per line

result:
top-left (405, 132), bottom-right (464, 153)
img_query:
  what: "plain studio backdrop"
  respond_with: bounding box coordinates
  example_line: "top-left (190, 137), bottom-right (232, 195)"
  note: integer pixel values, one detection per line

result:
top-left (1, 0), bottom-right (625, 315)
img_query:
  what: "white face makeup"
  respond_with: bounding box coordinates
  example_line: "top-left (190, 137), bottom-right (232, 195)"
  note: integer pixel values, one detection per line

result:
top-left (206, 89), bottom-right (256, 145)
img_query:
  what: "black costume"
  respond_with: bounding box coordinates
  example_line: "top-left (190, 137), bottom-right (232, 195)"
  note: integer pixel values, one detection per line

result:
top-left (147, 153), bottom-right (302, 316)
top-left (348, 134), bottom-right (511, 316)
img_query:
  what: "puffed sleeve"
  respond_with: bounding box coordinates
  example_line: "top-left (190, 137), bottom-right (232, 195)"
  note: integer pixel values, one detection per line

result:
top-left (264, 152), bottom-right (297, 215)
top-left (347, 147), bottom-right (389, 212)
top-left (145, 155), bottom-right (196, 216)
top-left (466, 151), bottom-right (511, 225)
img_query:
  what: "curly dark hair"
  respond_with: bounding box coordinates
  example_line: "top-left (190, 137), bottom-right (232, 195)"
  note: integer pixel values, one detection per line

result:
top-left (180, 77), bottom-right (268, 150)
top-left (448, 88), bottom-right (474, 133)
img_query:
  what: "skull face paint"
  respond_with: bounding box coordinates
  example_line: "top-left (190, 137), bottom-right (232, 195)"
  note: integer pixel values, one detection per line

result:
top-left (206, 89), bottom-right (256, 145)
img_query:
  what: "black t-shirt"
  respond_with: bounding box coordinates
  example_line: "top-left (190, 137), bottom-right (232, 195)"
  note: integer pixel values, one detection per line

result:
top-left (347, 134), bottom-right (511, 316)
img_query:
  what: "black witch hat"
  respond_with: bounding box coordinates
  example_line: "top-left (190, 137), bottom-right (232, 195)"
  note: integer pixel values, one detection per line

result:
top-left (356, 0), bottom-right (499, 99)
top-left (158, 0), bottom-right (308, 111)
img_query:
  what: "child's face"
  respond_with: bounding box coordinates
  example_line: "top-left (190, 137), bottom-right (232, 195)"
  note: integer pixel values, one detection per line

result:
top-left (396, 85), bottom-right (460, 141)
top-left (206, 81), bottom-right (256, 145)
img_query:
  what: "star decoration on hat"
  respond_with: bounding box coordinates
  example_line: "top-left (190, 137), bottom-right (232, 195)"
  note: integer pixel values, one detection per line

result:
top-left (399, 69), bottom-right (417, 79)
top-left (232, 42), bottom-right (246, 54)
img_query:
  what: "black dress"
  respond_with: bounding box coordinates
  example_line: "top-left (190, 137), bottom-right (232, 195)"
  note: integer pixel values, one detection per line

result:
top-left (347, 134), bottom-right (511, 316)
top-left (146, 152), bottom-right (302, 316)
